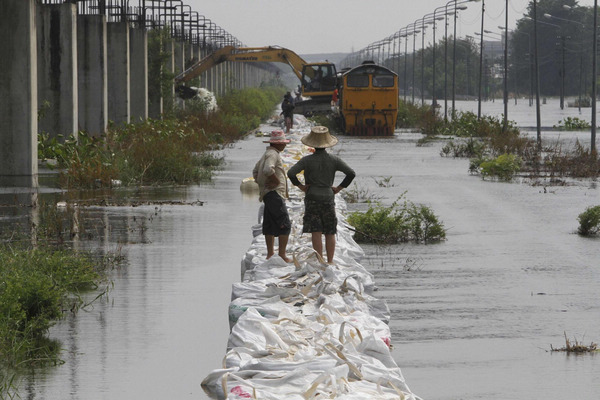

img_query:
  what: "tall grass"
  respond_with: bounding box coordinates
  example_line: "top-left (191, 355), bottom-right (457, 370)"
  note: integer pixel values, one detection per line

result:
top-left (0, 200), bottom-right (117, 397)
top-left (39, 86), bottom-right (286, 189)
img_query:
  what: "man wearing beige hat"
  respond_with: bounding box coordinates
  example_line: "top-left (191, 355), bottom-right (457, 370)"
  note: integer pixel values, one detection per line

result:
top-left (287, 126), bottom-right (355, 263)
top-left (253, 130), bottom-right (292, 262)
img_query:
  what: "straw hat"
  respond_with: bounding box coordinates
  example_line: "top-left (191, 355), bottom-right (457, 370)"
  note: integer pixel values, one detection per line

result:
top-left (301, 126), bottom-right (338, 148)
top-left (263, 130), bottom-right (291, 144)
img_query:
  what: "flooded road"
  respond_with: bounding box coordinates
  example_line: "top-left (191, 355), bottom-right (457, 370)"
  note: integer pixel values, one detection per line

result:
top-left (16, 103), bottom-right (600, 399)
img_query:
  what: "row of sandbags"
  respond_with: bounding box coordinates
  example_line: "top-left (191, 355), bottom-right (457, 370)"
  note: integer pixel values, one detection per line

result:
top-left (201, 131), bottom-right (421, 400)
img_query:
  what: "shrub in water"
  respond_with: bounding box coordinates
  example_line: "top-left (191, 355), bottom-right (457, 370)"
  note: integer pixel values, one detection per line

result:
top-left (347, 196), bottom-right (446, 244)
top-left (577, 205), bottom-right (600, 236)
top-left (477, 153), bottom-right (522, 181)
top-left (553, 117), bottom-right (591, 131)
top-left (397, 101), bottom-right (435, 130)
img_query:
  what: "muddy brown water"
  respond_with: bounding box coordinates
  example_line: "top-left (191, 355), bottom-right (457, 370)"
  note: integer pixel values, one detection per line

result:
top-left (6, 100), bottom-right (600, 399)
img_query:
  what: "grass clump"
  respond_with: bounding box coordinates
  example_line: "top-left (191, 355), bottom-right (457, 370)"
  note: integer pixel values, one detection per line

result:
top-left (577, 205), bottom-right (600, 236)
top-left (341, 182), bottom-right (383, 204)
top-left (0, 200), bottom-right (117, 396)
top-left (347, 195), bottom-right (446, 244)
top-left (0, 245), bottom-right (107, 371)
top-left (551, 332), bottom-right (598, 353)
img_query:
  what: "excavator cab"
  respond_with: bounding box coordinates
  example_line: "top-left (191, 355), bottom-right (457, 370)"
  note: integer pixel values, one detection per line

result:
top-left (301, 63), bottom-right (337, 99)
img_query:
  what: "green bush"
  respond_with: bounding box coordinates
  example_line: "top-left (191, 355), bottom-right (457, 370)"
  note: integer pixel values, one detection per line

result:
top-left (397, 100), bottom-right (435, 129)
top-left (476, 153), bottom-right (522, 181)
top-left (407, 202), bottom-right (447, 242)
top-left (347, 197), bottom-right (446, 244)
top-left (577, 205), bottom-right (600, 236)
top-left (554, 117), bottom-right (591, 131)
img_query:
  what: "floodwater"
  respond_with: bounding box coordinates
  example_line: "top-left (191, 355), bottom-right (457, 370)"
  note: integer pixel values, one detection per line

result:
top-left (9, 99), bottom-right (600, 399)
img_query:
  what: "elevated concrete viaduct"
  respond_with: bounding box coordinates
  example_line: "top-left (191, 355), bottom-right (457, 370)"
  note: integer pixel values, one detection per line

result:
top-left (0, 0), bottom-right (279, 188)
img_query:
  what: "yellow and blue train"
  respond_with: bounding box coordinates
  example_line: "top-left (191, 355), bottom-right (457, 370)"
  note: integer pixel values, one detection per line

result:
top-left (337, 61), bottom-right (398, 136)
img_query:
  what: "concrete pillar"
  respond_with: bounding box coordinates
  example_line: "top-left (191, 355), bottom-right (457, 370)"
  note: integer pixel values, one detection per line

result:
top-left (187, 43), bottom-right (194, 66)
top-left (199, 47), bottom-right (207, 89)
top-left (164, 39), bottom-right (175, 112)
top-left (0, 0), bottom-right (38, 187)
top-left (129, 27), bottom-right (148, 122)
top-left (173, 41), bottom-right (185, 109)
top-left (148, 29), bottom-right (163, 120)
top-left (206, 58), bottom-right (213, 92)
top-left (37, 3), bottom-right (78, 141)
top-left (174, 41), bottom-right (185, 74)
top-left (107, 21), bottom-right (130, 125)
top-left (77, 15), bottom-right (108, 136)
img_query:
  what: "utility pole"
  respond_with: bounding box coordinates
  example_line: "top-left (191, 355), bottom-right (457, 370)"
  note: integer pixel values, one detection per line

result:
top-left (478, 0), bottom-right (485, 119)
top-left (534, 0), bottom-right (542, 149)
top-left (503, 0), bottom-right (508, 131)
top-left (593, 0), bottom-right (597, 152)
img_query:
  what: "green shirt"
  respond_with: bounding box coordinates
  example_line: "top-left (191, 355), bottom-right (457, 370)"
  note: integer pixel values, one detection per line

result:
top-left (287, 148), bottom-right (355, 202)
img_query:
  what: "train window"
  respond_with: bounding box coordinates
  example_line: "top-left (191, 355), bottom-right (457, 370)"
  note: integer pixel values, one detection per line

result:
top-left (347, 74), bottom-right (369, 87)
top-left (373, 74), bottom-right (395, 88)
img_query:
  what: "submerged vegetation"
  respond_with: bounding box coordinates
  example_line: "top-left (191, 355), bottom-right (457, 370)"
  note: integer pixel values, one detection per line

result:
top-left (396, 103), bottom-right (600, 182)
top-left (577, 205), bottom-right (600, 236)
top-left (0, 200), bottom-right (119, 396)
top-left (551, 332), bottom-right (598, 353)
top-left (347, 195), bottom-right (446, 244)
top-left (39, 85), bottom-right (286, 189)
top-left (553, 117), bottom-right (591, 131)
top-left (0, 246), bottom-right (108, 366)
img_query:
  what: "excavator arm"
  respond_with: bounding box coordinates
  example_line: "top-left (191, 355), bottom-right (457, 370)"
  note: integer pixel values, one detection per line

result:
top-left (175, 46), bottom-right (309, 84)
top-left (175, 45), bottom-right (338, 115)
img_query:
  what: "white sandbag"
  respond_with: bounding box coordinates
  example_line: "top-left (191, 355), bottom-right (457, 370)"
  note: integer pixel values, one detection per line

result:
top-left (203, 125), bottom-right (421, 400)
top-left (228, 296), bottom-right (298, 330)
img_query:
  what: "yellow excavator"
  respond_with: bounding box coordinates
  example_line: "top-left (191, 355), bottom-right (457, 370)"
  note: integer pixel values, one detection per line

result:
top-left (174, 46), bottom-right (337, 115)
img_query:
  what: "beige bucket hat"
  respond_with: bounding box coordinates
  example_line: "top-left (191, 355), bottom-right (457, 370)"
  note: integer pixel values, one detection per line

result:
top-left (301, 126), bottom-right (338, 148)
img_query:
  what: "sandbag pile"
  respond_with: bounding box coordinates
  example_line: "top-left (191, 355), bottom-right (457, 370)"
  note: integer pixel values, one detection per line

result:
top-left (202, 131), bottom-right (422, 400)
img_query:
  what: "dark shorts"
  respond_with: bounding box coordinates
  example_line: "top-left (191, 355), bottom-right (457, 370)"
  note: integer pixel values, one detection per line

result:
top-left (302, 199), bottom-right (337, 235)
top-left (262, 191), bottom-right (291, 236)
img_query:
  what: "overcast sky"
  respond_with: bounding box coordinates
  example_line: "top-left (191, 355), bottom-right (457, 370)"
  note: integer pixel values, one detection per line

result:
top-left (185, 0), bottom-right (597, 54)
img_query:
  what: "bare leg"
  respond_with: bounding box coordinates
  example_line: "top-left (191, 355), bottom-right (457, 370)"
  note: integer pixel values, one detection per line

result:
top-left (311, 232), bottom-right (323, 259)
top-left (325, 234), bottom-right (336, 263)
top-left (265, 234), bottom-right (275, 259)
top-left (278, 235), bottom-right (291, 262)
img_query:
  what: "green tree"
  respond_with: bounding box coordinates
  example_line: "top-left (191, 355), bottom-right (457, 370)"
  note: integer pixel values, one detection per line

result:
top-left (510, 0), bottom-right (594, 98)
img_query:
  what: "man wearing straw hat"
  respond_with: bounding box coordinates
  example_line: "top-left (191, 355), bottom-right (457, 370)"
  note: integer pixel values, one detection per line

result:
top-left (287, 126), bottom-right (355, 264)
top-left (253, 130), bottom-right (292, 262)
